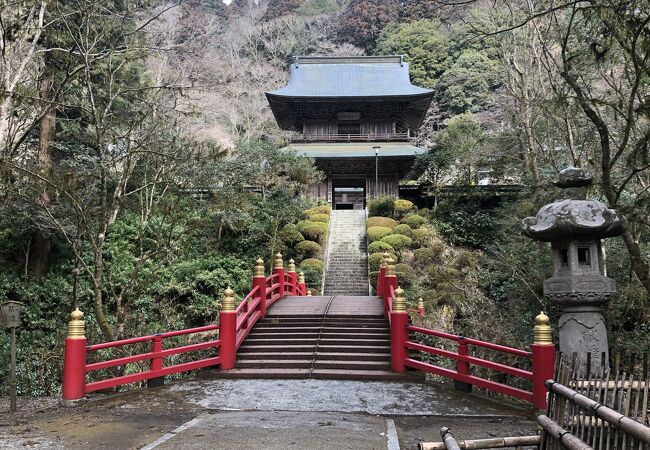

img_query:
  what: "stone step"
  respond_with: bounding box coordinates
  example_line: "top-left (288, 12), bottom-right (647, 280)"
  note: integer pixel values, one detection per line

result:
top-left (315, 352), bottom-right (391, 361)
top-left (238, 352), bottom-right (314, 360)
top-left (312, 360), bottom-right (391, 370)
top-left (236, 359), bottom-right (313, 369)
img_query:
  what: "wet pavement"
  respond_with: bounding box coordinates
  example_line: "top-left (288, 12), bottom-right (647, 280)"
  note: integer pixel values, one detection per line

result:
top-left (0, 377), bottom-right (537, 449)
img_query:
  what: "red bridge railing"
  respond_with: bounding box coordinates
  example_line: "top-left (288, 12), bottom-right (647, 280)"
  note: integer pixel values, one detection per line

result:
top-left (377, 253), bottom-right (555, 410)
top-left (62, 253), bottom-right (308, 400)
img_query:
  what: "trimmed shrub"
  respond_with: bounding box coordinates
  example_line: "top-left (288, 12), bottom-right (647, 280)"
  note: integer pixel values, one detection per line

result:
top-left (393, 199), bottom-right (415, 218)
top-left (368, 196), bottom-right (395, 217)
top-left (295, 240), bottom-right (321, 258)
top-left (300, 258), bottom-right (324, 272)
top-left (412, 226), bottom-right (436, 247)
top-left (279, 228), bottom-right (305, 246)
top-left (367, 226), bottom-right (392, 242)
top-left (392, 223), bottom-right (413, 237)
top-left (417, 207), bottom-right (430, 217)
top-left (367, 216), bottom-right (398, 229)
top-left (394, 263), bottom-right (416, 285)
top-left (310, 213), bottom-right (330, 223)
top-left (402, 214), bottom-right (426, 229)
top-left (301, 221), bottom-right (328, 242)
top-left (369, 252), bottom-right (386, 271)
top-left (369, 270), bottom-right (379, 289)
top-left (295, 220), bottom-right (314, 233)
top-left (380, 234), bottom-right (413, 249)
top-left (304, 205), bottom-right (330, 217)
top-left (368, 240), bottom-right (394, 253)
top-left (368, 251), bottom-right (397, 271)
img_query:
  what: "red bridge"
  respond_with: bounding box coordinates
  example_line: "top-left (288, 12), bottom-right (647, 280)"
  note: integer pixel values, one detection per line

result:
top-left (61, 253), bottom-right (555, 410)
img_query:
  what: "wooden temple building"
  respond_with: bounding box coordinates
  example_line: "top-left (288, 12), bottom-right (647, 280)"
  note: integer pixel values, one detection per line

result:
top-left (266, 56), bottom-right (433, 210)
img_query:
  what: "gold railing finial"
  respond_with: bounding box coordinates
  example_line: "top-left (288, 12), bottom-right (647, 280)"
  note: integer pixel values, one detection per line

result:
top-left (393, 286), bottom-right (406, 312)
top-left (254, 257), bottom-right (265, 277)
top-left (298, 271), bottom-right (305, 283)
top-left (307, 290), bottom-right (312, 296)
top-left (67, 308), bottom-right (85, 339)
top-left (380, 252), bottom-right (390, 269)
top-left (288, 258), bottom-right (296, 273)
top-left (222, 287), bottom-right (236, 312)
top-left (386, 258), bottom-right (396, 277)
top-left (534, 311), bottom-right (553, 345)
top-left (417, 297), bottom-right (424, 310)
top-left (274, 252), bottom-right (284, 269)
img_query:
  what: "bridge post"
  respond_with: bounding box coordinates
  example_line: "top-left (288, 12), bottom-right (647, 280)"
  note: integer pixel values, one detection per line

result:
top-left (148, 335), bottom-right (164, 387)
top-left (273, 252), bottom-right (285, 298)
top-left (298, 271), bottom-right (307, 296)
top-left (390, 286), bottom-right (408, 373)
top-left (253, 258), bottom-right (267, 317)
top-left (219, 287), bottom-right (237, 370)
top-left (417, 297), bottom-right (425, 317)
top-left (454, 338), bottom-right (472, 393)
top-left (62, 309), bottom-right (87, 401)
top-left (384, 258), bottom-right (398, 316)
top-left (531, 312), bottom-right (555, 410)
top-left (287, 259), bottom-right (297, 295)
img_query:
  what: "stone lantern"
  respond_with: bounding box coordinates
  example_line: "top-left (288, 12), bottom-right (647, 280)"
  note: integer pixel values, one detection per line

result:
top-left (522, 167), bottom-right (623, 367)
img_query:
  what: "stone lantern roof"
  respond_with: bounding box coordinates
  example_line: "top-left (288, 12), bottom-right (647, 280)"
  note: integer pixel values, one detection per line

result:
top-left (522, 168), bottom-right (623, 242)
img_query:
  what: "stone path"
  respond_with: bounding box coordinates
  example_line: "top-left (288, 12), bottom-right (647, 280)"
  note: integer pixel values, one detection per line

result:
top-left (0, 378), bottom-right (536, 449)
top-left (323, 209), bottom-right (369, 295)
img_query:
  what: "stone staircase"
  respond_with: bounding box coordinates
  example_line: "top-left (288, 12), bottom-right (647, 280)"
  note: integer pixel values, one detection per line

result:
top-left (323, 210), bottom-right (369, 296)
top-left (215, 296), bottom-right (409, 380)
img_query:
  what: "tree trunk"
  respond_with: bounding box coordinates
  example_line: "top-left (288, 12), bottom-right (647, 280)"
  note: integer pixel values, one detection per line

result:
top-left (28, 74), bottom-right (56, 278)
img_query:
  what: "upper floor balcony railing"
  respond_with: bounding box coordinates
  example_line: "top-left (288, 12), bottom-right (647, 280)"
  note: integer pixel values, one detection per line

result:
top-left (288, 131), bottom-right (414, 143)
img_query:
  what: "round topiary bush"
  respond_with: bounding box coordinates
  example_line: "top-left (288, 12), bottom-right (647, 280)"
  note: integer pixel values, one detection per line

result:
top-left (380, 234), bottom-right (413, 249)
top-left (295, 240), bottom-right (321, 258)
top-left (392, 223), bottom-right (413, 237)
top-left (394, 263), bottom-right (416, 285)
top-left (369, 252), bottom-right (387, 271)
top-left (367, 216), bottom-right (398, 229)
top-left (300, 258), bottom-right (324, 272)
top-left (301, 221), bottom-right (328, 242)
top-left (368, 196), bottom-right (395, 217)
top-left (412, 226), bottom-right (436, 246)
top-left (402, 214), bottom-right (426, 229)
top-left (417, 207), bottom-right (430, 217)
top-left (368, 240), bottom-right (395, 253)
top-left (304, 205), bottom-right (330, 217)
top-left (310, 213), bottom-right (330, 223)
top-left (296, 220), bottom-right (314, 233)
top-left (393, 199), bottom-right (415, 218)
top-left (367, 226), bottom-right (392, 242)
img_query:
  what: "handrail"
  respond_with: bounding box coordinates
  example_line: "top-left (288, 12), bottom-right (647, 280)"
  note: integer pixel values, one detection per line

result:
top-left (235, 285), bottom-right (260, 315)
top-left (87, 324), bottom-right (220, 351)
top-left (407, 325), bottom-right (532, 358)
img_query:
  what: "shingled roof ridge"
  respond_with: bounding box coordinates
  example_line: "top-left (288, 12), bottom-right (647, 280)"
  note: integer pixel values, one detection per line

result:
top-left (293, 55), bottom-right (405, 65)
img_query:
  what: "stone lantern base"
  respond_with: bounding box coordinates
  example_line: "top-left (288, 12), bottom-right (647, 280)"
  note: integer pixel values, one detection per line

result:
top-left (557, 305), bottom-right (609, 371)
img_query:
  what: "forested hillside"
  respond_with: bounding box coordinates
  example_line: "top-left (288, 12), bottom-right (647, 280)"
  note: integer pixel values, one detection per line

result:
top-left (0, 0), bottom-right (648, 395)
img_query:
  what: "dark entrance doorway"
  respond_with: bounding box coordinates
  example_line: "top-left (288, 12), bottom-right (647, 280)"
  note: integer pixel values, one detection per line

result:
top-left (332, 178), bottom-right (366, 210)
